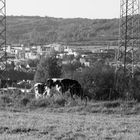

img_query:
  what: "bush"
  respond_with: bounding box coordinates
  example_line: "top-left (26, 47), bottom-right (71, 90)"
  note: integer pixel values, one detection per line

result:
top-left (34, 54), bottom-right (62, 83)
top-left (28, 98), bottom-right (51, 109)
top-left (72, 63), bottom-right (140, 101)
top-left (73, 64), bottom-right (118, 100)
top-left (20, 97), bottom-right (30, 106)
top-left (0, 70), bottom-right (34, 81)
top-left (0, 89), bottom-right (35, 109)
top-left (54, 98), bottom-right (66, 107)
top-left (0, 95), bottom-right (12, 104)
top-left (131, 71), bottom-right (140, 101)
top-left (115, 68), bottom-right (140, 101)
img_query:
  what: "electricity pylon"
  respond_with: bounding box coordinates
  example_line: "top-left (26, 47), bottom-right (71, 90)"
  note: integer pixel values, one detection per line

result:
top-left (115, 0), bottom-right (140, 93)
top-left (0, 0), bottom-right (7, 79)
top-left (116, 0), bottom-right (140, 74)
top-left (117, 0), bottom-right (140, 76)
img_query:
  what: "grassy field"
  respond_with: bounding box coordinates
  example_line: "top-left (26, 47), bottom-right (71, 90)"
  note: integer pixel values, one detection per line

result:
top-left (0, 100), bottom-right (140, 140)
top-left (0, 90), bottom-right (140, 139)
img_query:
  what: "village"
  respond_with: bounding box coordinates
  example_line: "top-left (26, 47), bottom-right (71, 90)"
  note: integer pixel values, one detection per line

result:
top-left (0, 43), bottom-right (116, 73)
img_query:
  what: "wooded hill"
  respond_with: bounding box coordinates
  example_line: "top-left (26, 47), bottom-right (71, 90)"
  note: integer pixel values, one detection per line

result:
top-left (6, 16), bottom-right (119, 45)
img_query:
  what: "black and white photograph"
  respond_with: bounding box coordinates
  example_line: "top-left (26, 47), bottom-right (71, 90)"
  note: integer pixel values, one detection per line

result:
top-left (0, 0), bottom-right (140, 139)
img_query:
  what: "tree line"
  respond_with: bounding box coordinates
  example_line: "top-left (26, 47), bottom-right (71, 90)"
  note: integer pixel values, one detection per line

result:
top-left (7, 16), bottom-right (119, 45)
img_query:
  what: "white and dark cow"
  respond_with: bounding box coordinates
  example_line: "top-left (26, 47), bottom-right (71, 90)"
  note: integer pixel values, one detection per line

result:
top-left (34, 78), bottom-right (88, 105)
top-left (45, 78), bottom-right (85, 101)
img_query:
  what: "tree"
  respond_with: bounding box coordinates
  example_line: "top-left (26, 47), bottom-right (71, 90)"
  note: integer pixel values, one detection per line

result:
top-left (34, 54), bottom-right (62, 83)
top-left (73, 64), bottom-right (117, 100)
top-left (27, 59), bottom-right (39, 67)
top-left (62, 60), bottom-right (82, 79)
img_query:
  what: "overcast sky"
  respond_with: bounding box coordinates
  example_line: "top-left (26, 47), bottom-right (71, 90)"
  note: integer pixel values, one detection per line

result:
top-left (7, 0), bottom-right (120, 19)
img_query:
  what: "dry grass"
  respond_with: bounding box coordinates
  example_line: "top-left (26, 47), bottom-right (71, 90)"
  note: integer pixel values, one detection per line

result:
top-left (0, 109), bottom-right (140, 140)
top-left (0, 90), bottom-right (140, 139)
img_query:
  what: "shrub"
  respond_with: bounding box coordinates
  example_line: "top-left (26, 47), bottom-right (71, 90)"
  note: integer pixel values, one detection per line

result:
top-left (131, 71), bottom-right (140, 101)
top-left (115, 68), bottom-right (140, 101)
top-left (0, 89), bottom-right (35, 109)
top-left (28, 98), bottom-right (51, 109)
top-left (0, 95), bottom-right (12, 104)
top-left (54, 98), bottom-right (66, 107)
top-left (20, 97), bottom-right (30, 106)
top-left (34, 54), bottom-right (62, 83)
top-left (73, 64), bottom-right (118, 100)
top-left (72, 63), bottom-right (140, 101)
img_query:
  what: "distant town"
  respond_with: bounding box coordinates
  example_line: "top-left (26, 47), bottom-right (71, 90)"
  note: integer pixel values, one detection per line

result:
top-left (0, 43), bottom-right (118, 73)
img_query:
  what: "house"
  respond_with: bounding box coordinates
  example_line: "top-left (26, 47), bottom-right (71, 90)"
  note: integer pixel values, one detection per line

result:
top-left (80, 58), bottom-right (90, 67)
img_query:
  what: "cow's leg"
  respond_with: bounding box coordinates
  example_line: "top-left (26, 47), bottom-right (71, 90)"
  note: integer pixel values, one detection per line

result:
top-left (43, 87), bottom-right (51, 98)
top-left (55, 85), bottom-right (63, 97)
top-left (69, 87), bottom-right (75, 100)
top-left (34, 86), bottom-right (40, 99)
top-left (35, 93), bottom-right (40, 99)
top-left (79, 88), bottom-right (88, 106)
top-left (82, 95), bottom-right (88, 106)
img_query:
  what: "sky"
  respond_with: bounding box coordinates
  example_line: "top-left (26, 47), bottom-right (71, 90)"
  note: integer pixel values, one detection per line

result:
top-left (7, 0), bottom-right (120, 19)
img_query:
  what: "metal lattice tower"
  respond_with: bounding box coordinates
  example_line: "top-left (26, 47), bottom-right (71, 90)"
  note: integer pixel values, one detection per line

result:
top-left (0, 0), bottom-right (6, 79)
top-left (116, 0), bottom-right (140, 80)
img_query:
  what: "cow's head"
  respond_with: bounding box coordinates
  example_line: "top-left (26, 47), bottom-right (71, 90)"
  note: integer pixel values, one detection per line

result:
top-left (34, 83), bottom-right (45, 99)
top-left (45, 78), bottom-right (63, 97)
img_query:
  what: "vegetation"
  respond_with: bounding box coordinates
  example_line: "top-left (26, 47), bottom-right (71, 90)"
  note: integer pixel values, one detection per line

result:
top-left (33, 51), bottom-right (140, 102)
top-left (0, 88), bottom-right (140, 116)
top-left (27, 59), bottom-right (39, 67)
top-left (0, 70), bottom-right (34, 80)
top-left (6, 16), bottom-right (119, 45)
top-left (0, 60), bottom-right (140, 112)
top-left (2, 15), bottom-right (140, 106)
top-left (1, 16), bottom-right (140, 140)
top-left (73, 63), bottom-right (117, 100)
top-left (34, 54), bottom-right (62, 83)
top-left (1, 99), bottom-right (140, 140)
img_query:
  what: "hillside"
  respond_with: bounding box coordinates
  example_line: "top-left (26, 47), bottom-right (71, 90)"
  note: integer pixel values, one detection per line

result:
top-left (6, 16), bottom-right (119, 45)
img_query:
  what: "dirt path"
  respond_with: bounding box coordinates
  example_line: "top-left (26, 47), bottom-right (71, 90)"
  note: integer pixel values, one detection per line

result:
top-left (0, 110), bottom-right (140, 140)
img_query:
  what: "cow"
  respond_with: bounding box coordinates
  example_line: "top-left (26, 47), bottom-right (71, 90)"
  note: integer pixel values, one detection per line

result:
top-left (45, 78), bottom-right (87, 103)
top-left (34, 78), bottom-right (88, 105)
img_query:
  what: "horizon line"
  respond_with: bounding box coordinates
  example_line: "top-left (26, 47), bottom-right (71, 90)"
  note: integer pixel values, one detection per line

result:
top-left (6, 14), bottom-right (120, 20)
